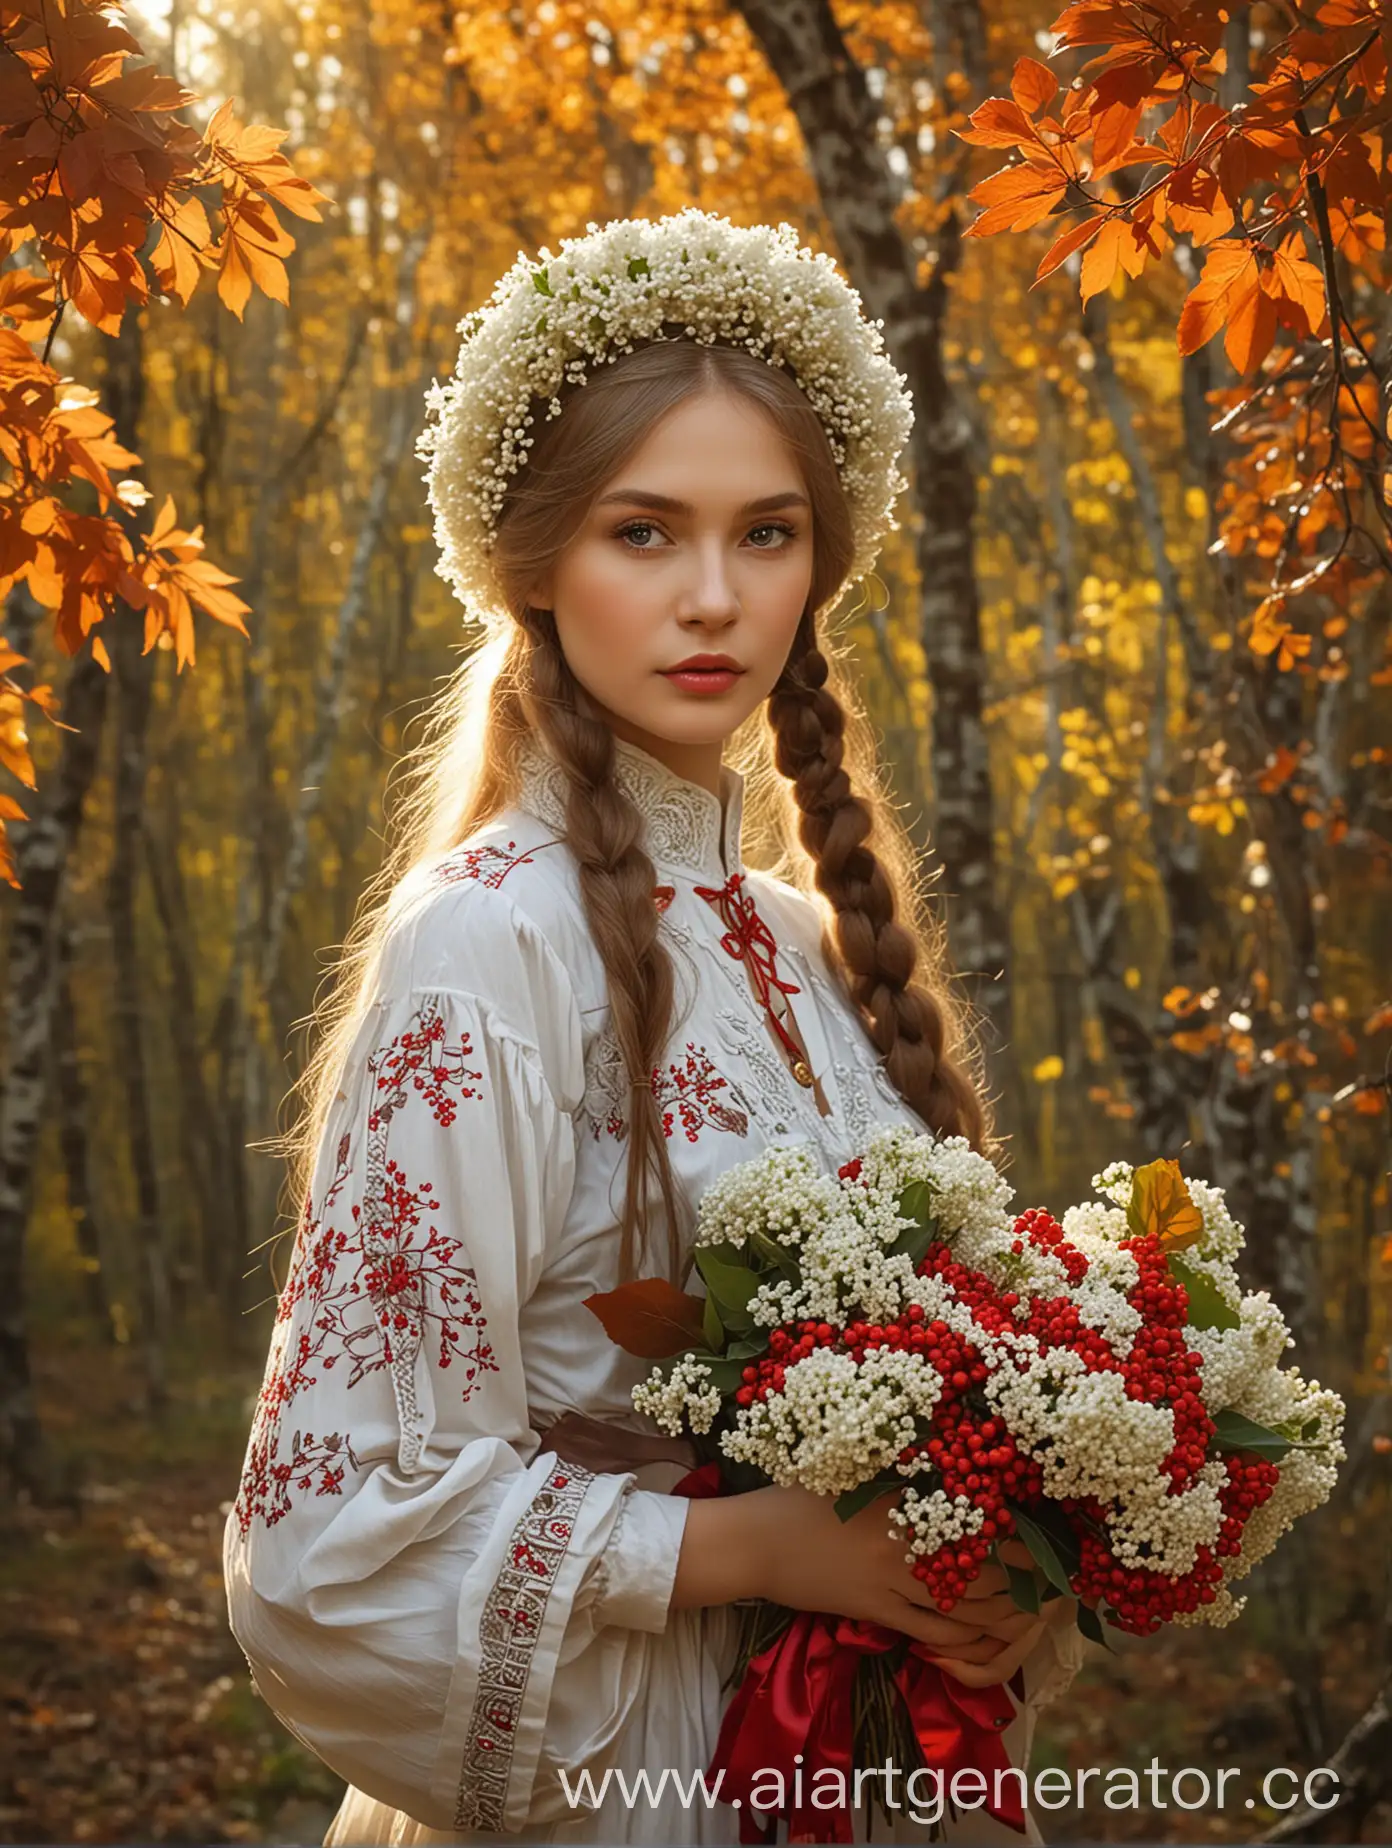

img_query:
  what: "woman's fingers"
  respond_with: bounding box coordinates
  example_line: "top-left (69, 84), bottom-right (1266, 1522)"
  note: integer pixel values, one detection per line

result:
top-left (929, 1614), bottom-right (1048, 1687)
top-left (970, 1607), bottom-right (1045, 1644)
top-left (890, 1607), bottom-right (996, 1651)
top-left (926, 1633), bottom-right (1012, 1665)
top-left (889, 1603), bottom-right (1009, 1659)
top-left (949, 1590), bottom-right (1023, 1629)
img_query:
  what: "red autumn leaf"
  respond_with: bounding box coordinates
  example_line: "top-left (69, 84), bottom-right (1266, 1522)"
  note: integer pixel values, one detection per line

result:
top-left (1224, 271), bottom-right (1280, 374)
top-left (582, 1278), bottom-right (708, 1358)
top-left (1080, 217), bottom-right (1127, 301)
top-left (1091, 96), bottom-right (1147, 170)
top-left (1164, 162), bottom-right (1236, 242)
top-left (1257, 746), bottom-right (1300, 794)
top-left (1176, 241), bottom-right (1260, 358)
top-left (1011, 56), bottom-right (1059, 114)
top-left (1035, 210), bottom-right (1107, 283)
top-left (957, 96), bottom-right (1038, 149)
top-left (1262, 234), bottom-right (1327, 338)
top-left (966, 160), bottom-right (1069, 235)
top-left (1078, 215), bottom-right (1155, 301)
top-left (0, 268), bottom-right (57, 339)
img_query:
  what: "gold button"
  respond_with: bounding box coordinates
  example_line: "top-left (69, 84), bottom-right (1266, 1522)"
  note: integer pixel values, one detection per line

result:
top-left (791, 1059), bottom-right (814, 1087)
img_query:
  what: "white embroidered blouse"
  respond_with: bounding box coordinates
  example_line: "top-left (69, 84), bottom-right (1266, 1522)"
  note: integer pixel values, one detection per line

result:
top-left (222, 733), bottom-right (1085, 1847)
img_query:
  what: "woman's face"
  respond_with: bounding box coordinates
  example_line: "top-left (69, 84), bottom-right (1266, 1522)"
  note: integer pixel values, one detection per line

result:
top-left (530, 387), bottom-right (815, 791)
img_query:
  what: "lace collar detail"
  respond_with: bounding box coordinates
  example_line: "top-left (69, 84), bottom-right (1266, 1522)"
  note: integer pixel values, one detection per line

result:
top-left (515, 734), bottom-right (745, 882)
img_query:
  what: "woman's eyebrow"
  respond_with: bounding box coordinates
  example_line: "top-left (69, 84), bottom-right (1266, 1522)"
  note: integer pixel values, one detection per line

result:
top-left (595, 488), bottom-right (810, 514)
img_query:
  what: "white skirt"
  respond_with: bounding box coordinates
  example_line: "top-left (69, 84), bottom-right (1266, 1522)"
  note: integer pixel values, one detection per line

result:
top-left (323, 1601), bottom-right (1073, 1847)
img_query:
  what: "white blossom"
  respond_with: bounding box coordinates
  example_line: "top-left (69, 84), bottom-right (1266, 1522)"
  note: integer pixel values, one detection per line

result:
top-left (417, 210), bottom-right (916, 631)
top-left (625, 1136), bottom-right (1345, 1631)
top-left (719, 1346), bottom-right (941, 1498)
top-left (890, 1485), bottom-right (986, 1560)
top-left (632, 1356), bottom-right (721, 1435)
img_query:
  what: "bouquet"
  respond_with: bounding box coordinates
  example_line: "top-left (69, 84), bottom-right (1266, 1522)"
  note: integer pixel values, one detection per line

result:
top-left (585, 1129), bottom-right (1346, 1842)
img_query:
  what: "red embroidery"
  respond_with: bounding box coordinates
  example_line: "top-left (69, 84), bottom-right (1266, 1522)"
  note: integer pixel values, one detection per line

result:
top-left (233, 998), bottom-right (500, 1536)
top-left (653, 884), bottom-right (675, 912)
top-left (655, 1042), bottom-right (751, 1142)
top-left (435, 840), bottom-right (536, 888)
top-left (456, 1463), bottom-right (593, 1829)
top-left (693, 872), bottom-right (807, 1065)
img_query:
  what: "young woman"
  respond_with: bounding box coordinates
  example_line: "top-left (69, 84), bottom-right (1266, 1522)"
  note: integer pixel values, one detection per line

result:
top-left (223, 212), bottom-right (1086, 1846)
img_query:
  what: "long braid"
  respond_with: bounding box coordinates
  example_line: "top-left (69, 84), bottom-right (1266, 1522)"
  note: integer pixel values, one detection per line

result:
top-left (518, 608), bottom-right (687, 1280)
top-left (767, 614), bottom-right (989, 1150)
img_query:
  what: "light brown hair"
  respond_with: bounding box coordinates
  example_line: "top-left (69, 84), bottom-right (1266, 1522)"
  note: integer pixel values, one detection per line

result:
top-left (270, 339), bottom-right (987, 1288)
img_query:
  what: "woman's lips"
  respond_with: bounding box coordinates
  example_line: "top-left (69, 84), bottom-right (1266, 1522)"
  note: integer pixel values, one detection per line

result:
top-left (660, 668), bottom-right (743, 693)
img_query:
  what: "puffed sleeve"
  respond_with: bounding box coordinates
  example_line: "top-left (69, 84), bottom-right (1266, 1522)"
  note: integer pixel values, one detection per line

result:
top-left (222, 878), bottom-right (690, 1833)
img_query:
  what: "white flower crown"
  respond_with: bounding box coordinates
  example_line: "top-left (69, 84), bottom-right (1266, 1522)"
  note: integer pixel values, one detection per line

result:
top-left (416, 208), bottom-right (915, 631)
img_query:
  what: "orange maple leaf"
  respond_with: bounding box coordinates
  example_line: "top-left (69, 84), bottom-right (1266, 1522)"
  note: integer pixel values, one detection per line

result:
top-left (1127, 1159), bottom-right (1205, 1250)
top-left (966, 160), bottom-right (1071, 236)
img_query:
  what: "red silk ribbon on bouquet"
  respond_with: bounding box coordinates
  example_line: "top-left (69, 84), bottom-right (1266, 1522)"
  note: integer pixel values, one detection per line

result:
top-left (672, 1464), bottom-right (1025, 1845)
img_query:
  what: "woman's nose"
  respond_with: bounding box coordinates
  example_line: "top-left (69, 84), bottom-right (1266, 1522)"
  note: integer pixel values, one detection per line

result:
top-left (679, 535), bottom-right (741, 618)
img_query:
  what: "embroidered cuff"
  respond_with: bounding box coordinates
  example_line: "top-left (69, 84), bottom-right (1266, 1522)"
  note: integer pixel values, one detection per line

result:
top-left (590, 1487), bottom-right (690, 1634)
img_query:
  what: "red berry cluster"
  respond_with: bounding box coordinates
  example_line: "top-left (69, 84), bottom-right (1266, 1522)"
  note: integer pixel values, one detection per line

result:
top-left (1065, 1449), bottom-right (1280, 1633)
top-left (1072, 1519), bottom-right (1222, 1632)
top-left (720, 1178), bottom-right (1271, 1640)
top-left (1114, 1234), bottom-right (1217, 1492)
top-left (1012, 1207), bottom-right (1090, 1285)
top-left (909, 1412), bottom-right (1045, 1607)
top-left (735, 1319), bottom-right (838, 1407)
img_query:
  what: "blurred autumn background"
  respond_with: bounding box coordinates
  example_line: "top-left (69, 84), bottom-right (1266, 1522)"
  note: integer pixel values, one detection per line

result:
top-left (1, 0), bottom-right (1389, 1839)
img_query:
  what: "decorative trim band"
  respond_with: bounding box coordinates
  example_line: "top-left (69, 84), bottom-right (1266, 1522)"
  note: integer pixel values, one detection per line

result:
top-left (454, 1461), bottom-right (597, 1830)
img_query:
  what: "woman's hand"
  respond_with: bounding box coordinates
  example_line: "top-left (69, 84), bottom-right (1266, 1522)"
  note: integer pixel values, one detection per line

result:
top-left (724, 1484), bottom-right (1009, 1655)
top-left (927, 1549), bottom-right (1078, 1688)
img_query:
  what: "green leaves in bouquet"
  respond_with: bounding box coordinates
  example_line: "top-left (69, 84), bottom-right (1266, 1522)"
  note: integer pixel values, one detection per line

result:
top-left (833, 1473), bottom-right (904, 1523)
top-left (884, 1179), bottom-right (937, 1267)
top-left (687, 1341), bottom-right (764, 1394)
top-left (1167, 1255), bottom-right (1240, 1331)
top-left (582, 1277), bottom-right (707, 1357)
top-left (1008, 1503), bottom-right (1080, 1598)
top-left (694, 1241), bottom-right (761, 1337)
top-left (1212, 1407), bottom-right (1293, 1462)
top-left (1000, 1557), bottom-right (1040, 1614)
top-left (1076, 1599), bottom-right (1119, 1651)
top-left (703, 1288), bottom-right (723, 1353)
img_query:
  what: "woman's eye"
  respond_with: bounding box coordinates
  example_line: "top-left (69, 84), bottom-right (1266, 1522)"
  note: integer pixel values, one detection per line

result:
top-left (616, 519), bottom-right (797, 551)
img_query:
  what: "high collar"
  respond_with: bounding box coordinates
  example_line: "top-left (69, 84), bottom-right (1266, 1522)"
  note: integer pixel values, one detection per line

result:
top-left (516, 733), bottom-right (746, 883)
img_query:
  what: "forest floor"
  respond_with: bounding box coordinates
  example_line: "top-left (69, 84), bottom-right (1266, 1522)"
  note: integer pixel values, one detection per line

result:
top-left (2, 1335), bottom-right (1388, 1845)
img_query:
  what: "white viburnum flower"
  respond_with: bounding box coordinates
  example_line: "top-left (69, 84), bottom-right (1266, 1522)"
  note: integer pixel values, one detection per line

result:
top-left (693, 1142), bottom-right (850, 1253)
top-left (719, 1345), bottom-right (941, 1498)
top-left (632, 1356), bottom-right (721, 1436)
top-left (418, 210), bottom-right (915, 631)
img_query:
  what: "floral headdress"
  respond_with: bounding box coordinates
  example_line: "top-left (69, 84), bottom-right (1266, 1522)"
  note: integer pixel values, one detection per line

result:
top-left (416, 208), bottom-right (915, 632)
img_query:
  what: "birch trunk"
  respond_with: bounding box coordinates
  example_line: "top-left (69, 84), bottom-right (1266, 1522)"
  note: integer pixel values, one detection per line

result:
top-left (102, 309), bottom-right (171, 1413)
top-left (53, 914), bottom-right (113, 1340)
top-left (0, 635), bottom-right (111, 1496)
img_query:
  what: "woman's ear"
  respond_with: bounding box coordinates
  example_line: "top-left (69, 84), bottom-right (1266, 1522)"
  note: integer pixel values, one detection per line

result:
top-left (526, 568), bottom-right (554, 612)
